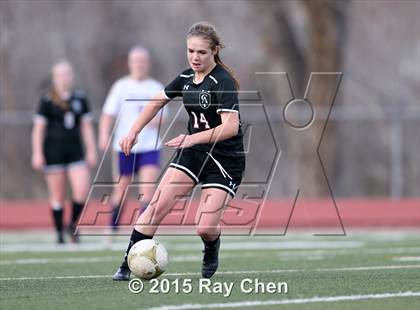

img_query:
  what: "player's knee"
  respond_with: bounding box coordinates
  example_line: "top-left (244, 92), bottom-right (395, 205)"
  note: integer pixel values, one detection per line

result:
top-left (117, 176), bottom-right (131, 189)
top-left (150, 195), bottom-right (173, 214)
top-left (139, 203), bottom-right (169, 224)
top-left (50, 189), bottom-right (65, 202)
top-left (114, 183), bottom-right (126, 195)
top-left (72, 190), bottom-right (88, 203)
top-left (50, 201), bottom-right (64, 210)
top-left (142, 192), bottom-right (154, 204)
top-left (152, 205), bottom-right (170, 221)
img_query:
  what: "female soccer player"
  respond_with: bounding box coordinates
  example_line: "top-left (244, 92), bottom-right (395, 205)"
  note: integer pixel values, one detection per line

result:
top-left (31, 60), bottom-right (97, 244)
top-left (99, 45), bottom-right (164, 233)
top-left (113, 22), bottom-right (245, 280)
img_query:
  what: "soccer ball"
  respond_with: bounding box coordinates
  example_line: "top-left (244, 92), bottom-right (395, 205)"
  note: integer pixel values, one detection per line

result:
top-left (127, 239), bottom-right (169, 280)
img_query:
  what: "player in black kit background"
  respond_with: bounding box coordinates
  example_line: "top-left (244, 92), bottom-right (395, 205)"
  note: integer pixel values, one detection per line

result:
top-left (31, 60), bottom-right (97, 244)
top-left (113, 22), bottom-right (245, 280)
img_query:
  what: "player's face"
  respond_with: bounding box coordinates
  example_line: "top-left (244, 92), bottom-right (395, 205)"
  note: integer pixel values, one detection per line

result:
top-left (52, 63), bottom-right (74, 92)
top-left (187, 36), bottom-right (216, 73)
top-left (128, 49), bottom-right (150, 80)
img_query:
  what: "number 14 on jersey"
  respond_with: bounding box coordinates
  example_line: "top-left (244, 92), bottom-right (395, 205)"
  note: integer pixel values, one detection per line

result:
top-left (191, 111), bottom-right (210, 129)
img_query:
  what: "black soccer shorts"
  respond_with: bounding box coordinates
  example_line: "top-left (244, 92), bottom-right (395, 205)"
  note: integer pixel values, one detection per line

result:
top-left (43, 143), bottom-right (85, 172)
top-left (169, 148), bottom-right (245, 198)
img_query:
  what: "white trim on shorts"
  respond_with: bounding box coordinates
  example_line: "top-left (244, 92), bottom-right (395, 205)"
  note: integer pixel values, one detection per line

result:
top-left (67, 160), bottom-right (87, 170)
top-left (43, 164), bottom-right (66, 173)
top-left (169, 163), bottom-right (199, 184)
top-left (202, 183), bottom-right (236, 198)
top-left (81, 113), bottom-right (93, 121)
top-left (43, 160), bottom-right (86, 173)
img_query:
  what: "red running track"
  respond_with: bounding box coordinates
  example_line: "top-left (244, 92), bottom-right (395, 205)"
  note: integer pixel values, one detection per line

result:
top-left (1, 199), bottom-right (419, 232)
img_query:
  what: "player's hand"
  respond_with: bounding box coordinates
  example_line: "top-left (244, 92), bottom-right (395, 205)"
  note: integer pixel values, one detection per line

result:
top-left (165, 134), bottom-right (195, 149)
top-left (31, 153), bottom-right (45, 171)
top-left (86, 150), bottom-right (97, 168)
top-left (119, 132), bottom-right (138, 156)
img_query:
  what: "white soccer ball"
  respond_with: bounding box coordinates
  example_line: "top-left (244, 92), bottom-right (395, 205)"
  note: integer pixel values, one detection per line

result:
top-left (127, 239), bottom-right (169, 280)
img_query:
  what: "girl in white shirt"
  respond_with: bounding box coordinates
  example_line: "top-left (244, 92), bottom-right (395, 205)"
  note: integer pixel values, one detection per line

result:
top-left (99, 46), bottom-right (164, 231)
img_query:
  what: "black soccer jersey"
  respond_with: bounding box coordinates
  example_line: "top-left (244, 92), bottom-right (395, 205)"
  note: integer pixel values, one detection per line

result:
top-left (35, 90), bottom-right (91, 150)
top-left (164, 64), bottom-right (244, 158)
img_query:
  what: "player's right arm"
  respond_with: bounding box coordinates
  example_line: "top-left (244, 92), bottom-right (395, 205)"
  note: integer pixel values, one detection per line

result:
top-left (31, 97), bottom-right (49, 171)
top-left (99, 81), bottom-right (122, 152)
top-left (98, 113), bottom-right (114, 152)
top-left (31, 117), bottom-right (46, 171)
top-left (120, 90), bottom-right (169, 156)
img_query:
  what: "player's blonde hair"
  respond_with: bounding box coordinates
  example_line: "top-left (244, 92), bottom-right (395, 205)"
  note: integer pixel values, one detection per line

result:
top-left (49, 60), bottom-right (73, 110)
top-left (187, 22), bottom-right (239, 90)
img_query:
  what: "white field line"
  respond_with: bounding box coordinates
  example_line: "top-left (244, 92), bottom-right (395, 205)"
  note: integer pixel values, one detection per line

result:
top-left (0, 256), bottom-right (117, 265)
top-left (1, 229), bottom-right (418, 242)
top-left (393, 256), bottom-right (420, 262)
top-left (1, 247), bottom-right (419, 266)
top-left (173, 241), bottom-right (364, 251)
top-left (0, 264), bottom-right (419, 281)
top-left (0, 240), bottom-right (364, 253)
top-left (144, 291), bottom-right (420, 310)
top-left (314, 265), bottom-right (420, 272)
top-left (277, 247), bottom-right (420, 256)
top-left (164, 264), bottom-right (420, 276)
top-left (0, 274), bottom-right (110, 281)
top-left (0, 253), bottom-right (258, 266)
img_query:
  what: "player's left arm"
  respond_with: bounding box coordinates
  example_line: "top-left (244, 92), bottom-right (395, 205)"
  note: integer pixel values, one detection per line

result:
top-left (80, 97), bottom-right (97, 167)
top-left (165, 111), bottom-right (239, 148)
top-left (81, 116), bottom-right (97, 168)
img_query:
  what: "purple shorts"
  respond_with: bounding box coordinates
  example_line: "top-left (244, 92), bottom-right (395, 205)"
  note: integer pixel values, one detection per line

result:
top-left (119, 150), bottom-right (160, 176)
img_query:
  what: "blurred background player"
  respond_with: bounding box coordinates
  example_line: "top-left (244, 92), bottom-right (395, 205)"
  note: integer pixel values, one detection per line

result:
top-left (31, 60), bottom-right (97, 244)
top-left (114, 22), bottom-right (245, 280)
top-left (99, 45), bottom-right (164, 233)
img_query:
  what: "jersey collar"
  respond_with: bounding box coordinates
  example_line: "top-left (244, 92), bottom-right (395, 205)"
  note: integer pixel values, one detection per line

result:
top-left (192, 63), bottom-right (219, 86)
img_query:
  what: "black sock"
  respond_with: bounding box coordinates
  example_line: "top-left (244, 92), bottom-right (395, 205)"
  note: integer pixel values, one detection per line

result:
top-left (121, 229), bottom-right (153, 268)
top-left (111, 205), bottom-right (120, 231)
top-left (201, 234), bottom-right (221, 248)
top-left (51, 208), bottom-right (63, 236)
top-left (71, 201), bottom-right (84, 228)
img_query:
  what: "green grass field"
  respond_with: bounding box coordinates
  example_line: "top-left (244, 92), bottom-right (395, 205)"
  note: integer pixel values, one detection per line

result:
top-left (1, 230), bottom-right (419, 310)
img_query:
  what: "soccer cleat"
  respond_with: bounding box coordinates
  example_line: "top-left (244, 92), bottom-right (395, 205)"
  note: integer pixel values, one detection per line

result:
top-left (67, 224), bottom-right (80, 243)
top-left (112, 263), bottom-right (131, 281)
top-left (201, 238), bottom-right (220, 278)
top-left (57, 234), bottom-right (65, 244)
